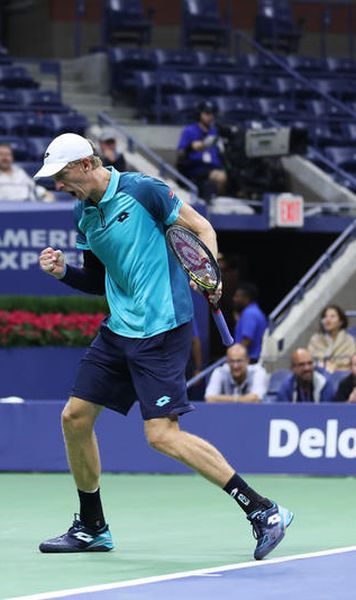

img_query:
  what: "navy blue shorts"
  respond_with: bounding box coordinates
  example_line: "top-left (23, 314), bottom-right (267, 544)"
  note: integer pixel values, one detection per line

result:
top-left (71, 321), bottom-right (195, 420)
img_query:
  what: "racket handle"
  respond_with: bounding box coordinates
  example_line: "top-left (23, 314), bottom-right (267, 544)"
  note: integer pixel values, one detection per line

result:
top-left (211, 307), bottom-right (234, 347)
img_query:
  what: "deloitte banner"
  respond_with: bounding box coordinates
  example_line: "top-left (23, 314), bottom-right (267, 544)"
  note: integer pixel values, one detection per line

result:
top-left (0, 201), bottom-right (82, 295)
top-left (0, 402), bottom-right (355, 474)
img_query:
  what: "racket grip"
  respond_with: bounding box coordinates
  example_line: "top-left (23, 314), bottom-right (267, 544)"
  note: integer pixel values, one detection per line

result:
top-left (211, 308), bottom-right (234, 347)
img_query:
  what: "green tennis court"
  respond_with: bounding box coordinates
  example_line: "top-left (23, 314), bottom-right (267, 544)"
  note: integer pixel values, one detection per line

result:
top-left (2, 473), bottom-right (356, 599)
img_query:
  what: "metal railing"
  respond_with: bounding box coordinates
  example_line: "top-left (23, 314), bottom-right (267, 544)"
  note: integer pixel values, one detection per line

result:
top-left (268, 218), bottom-right (356, 332)
top-left (97, 111), bottom-right (199, 204)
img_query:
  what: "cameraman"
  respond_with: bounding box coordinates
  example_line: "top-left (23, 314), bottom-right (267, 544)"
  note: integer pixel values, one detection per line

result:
top-left (176, 100), bottom-right (228, 200)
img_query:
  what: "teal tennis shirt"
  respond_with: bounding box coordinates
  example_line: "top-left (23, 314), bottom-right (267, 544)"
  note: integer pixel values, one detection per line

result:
top-left (74, 167), bottom-right (193, 338)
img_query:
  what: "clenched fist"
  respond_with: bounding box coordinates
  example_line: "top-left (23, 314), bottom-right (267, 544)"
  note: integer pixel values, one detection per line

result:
top-left (39, 247), bottom-right (66, 279)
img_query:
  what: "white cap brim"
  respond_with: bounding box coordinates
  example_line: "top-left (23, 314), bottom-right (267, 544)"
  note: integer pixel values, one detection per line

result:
top-left (33, 162), bottom-right (68, 179)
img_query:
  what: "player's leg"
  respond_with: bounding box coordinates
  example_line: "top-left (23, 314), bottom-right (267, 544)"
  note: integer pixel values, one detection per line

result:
top-left (39, 324), bottom-right (137, 554)
top-left (39, 396), bottom-right (113, 553)
top-left (145, 416), bottom-right (293, 560)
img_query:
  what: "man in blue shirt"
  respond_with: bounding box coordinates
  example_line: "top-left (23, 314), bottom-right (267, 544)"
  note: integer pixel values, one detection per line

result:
top-left (35, 133), bottom-right (292, 560)
top-left (177, 100), bottom-right (228, 199)
top-left (233, 282), bottom-right (267, 363)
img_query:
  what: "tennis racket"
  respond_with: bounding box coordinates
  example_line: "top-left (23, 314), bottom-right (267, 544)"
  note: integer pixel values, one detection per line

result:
top-left (166, 225), bottom-right (234, 347)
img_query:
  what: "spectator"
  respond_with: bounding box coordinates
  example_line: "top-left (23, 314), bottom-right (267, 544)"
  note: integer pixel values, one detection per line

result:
top-left (176, 99), bottom-right (228, 200)
top-left (335, 353), bottom-right (356, 402)
top-left (98, 127), bottom-right (126, 172)
top-left (233, 282), bottom-right (267, 363)
top-left (307, 304), bottom-right (356, 372)
top-left (276, 348), bottom-right (334, 403)
top-left (205, 343), bottom-right (268, 403)
top-left (0, 143), bottom-right (54, 202)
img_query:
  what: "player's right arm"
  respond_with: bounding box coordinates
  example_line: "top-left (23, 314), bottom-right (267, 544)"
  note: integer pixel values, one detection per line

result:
top-left (39, 247), bottom-right (105, 295)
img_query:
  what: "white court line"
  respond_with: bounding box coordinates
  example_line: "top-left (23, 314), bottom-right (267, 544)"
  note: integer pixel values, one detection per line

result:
top-left (7, 545), bottom-right (356, 600)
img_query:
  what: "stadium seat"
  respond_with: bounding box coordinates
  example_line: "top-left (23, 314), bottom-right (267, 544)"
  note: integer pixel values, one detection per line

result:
top-left (328, 371), bottom-right (348, 397)
top-left (326, 57), bottom-right (356, 77)
top-left (0, 112), bottom-right (23, 135)
top-left (181, 72), bottom-right (225, 95)
top-left (18, 90), bottom-right (68, 112)
top-left (283, 55), bottom-right (328, 77)
top-left (214, 96), bottom-right (259, 122)
top-left (0, 65), bottom-right (37, 88)
top-left (341, 123), bottom-right (356, 143)
top-left (46, 113), bottom-right (89, 136)
top-left (263, 369), bottom-right (290, 403)
top-left (309, 123), bottom-right (344, 148)
top-left (181, 0), bottom-right (231, 49)
top-left (152, 48), bottom-right (198, 69)
top-left (324, 146), bottom-right (356, 175)
top-left (255, 97), bottom-right (300, 121)
top-left (166, 94), bottom-right (199, 123)
top-left (305, 100), bottom-right (350, 122)
top-left (0, 136), bottom-right (28, 161)
top-left (26, 137), bottom-right (53, 161)
top-left (255, 0), bottom-right (302, 53)
top-left (195, 51), bottom-right (237, 70)
top-left (0, 88), bottom-right (21, 110)
top-left (102, 0), bottom-right (153, 46)
top-left (347, 326), bottom-right (356, 340)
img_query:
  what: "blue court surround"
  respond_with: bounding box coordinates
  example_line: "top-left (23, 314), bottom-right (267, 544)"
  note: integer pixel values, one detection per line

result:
top-left (10, 547), bottom-right (356, 600)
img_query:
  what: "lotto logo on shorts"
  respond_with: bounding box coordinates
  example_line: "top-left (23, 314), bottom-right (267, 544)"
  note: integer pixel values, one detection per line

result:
top-left (156, 396), bottom-right (171, 407)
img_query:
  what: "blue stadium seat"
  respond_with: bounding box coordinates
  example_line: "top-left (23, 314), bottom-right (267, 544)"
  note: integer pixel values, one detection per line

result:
top-left (255, 0), bottom-right (302, 53)
top-left (324, 146), bottom-right (356, 175)
top-left (195, 51), bottom-right (237, 70)
top-left (309, 123), bottom-right (344, 148)
top-left (328, 371), bottom-right (348, 397)
top-left (181, 0), bottom-right (231, 49)
top-left (215, 96), bottom-right (259, 122)
top-left (20, 113), bottom-right (53, 136)
top-left (0, 88), bottom-right (21, 110)
top-left (237, 53), bottom-right (283, 75)
top-left (255, 97), bottom-right (300, 121)
top-left (341, 123), bottom-right (356, 143)
top-left (26, 137), bottom-right (53, 161)
top-left (283, 55), bottom-right (328, 76)
top-left (0, 136), bottom-right (28, 160)
top-left (17, 161), bottom-right (41, 177)
top-left (0, 112), bottom-right (23, 134)
top-left (108, 47), bottom-right (154, 94)
top-left (102, 0), bottom-right (153, 46)
top-left (181, 72), bottom-right (225, 95)
top-left (326, 57), bottom-right (356, 77)
top-left (305, 100), bottom-right (350, 122)
top-left (18, 90), bottom-right (68, 112)
top-left (46, 113), bottom-right (89, 136)
top-left (313, 78), bottom-right (356, 102)
top-left (152, 48), bottom-right (198, 68)
top-left (0, 65), bottom-right (37, 88)
top-left (263, 369), bottom-right (290, 403)
top-left (219, 74), bottom-right (243, 95)
top-left (348, 326), bottom-right (356, 340)
top-left (166, 94), bottom-right (199, 123)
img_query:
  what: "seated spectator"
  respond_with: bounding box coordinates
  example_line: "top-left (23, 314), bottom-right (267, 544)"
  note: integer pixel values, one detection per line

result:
top-left (176, 100), bottom-right (228, 200)
top-left (98, 127), bottom-right (127, 172)
top-left (233, 282), bottom-right (267, 364)
top-left (308, 304), bottom-right (356, 372)
top-left (0, 144), bottom-right (54, 202)
top-left (205, 343), bottom-right (268, 403)
top-left (276, 348), bottom-right (334, 403)
top-left (335, 353), bottom-right (356, 402)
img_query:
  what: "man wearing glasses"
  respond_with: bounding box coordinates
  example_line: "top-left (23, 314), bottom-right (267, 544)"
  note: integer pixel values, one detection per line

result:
top-left (205, 343), bottom-right (268, 403)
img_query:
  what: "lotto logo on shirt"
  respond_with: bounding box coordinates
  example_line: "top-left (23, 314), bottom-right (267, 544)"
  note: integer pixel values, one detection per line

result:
top-left (168, 190), bottom-right (175, 199)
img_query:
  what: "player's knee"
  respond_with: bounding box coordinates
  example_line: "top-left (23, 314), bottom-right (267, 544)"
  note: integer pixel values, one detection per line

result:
top-left (61, 404), bottom-right (93, 436)
top-left (145, 427), bottom-right (173, 452)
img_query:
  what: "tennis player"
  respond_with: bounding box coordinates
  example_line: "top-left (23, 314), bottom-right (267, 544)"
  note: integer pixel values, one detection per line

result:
top-left (36, 133), bottom-right (293, 559)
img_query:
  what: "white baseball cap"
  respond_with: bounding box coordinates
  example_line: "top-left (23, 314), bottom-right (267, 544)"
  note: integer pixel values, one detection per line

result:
top-left (34, 133), bottom-right (93, 179)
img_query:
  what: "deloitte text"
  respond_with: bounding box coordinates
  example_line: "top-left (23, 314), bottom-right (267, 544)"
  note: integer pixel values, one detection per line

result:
top-left (268, 419), bottom-right (356, 459)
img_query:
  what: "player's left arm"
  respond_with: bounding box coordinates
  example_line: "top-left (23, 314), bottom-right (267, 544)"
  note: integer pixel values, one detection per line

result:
top-left (174, 202), bottom-right (218, 260)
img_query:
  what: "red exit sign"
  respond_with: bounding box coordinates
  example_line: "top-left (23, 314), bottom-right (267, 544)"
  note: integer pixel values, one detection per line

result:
top-left (271, 194), bottom-right (304, 227)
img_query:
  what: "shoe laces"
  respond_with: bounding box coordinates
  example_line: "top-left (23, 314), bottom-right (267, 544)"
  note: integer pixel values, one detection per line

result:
top-left (68, 513), bottom-right (83, 532)
top-left (250, 511), bottom-right (265, 540)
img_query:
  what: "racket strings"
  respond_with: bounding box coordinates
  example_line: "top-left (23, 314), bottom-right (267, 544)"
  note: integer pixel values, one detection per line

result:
top-left (169, 230), bottom-right (219, 288)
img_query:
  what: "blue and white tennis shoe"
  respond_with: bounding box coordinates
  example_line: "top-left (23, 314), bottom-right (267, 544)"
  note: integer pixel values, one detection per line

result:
top-left (248, 503), bottom-right (294, 560)
top-left (39, 514), bottom-right (114, 553)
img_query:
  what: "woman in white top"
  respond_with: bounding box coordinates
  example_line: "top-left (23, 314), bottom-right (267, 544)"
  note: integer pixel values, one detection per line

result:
top-left (308, 304), bottom-right (356, 372)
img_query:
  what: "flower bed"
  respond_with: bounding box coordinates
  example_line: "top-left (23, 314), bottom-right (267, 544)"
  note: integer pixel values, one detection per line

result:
top-left (0, 310), bottom-right (105, 347)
